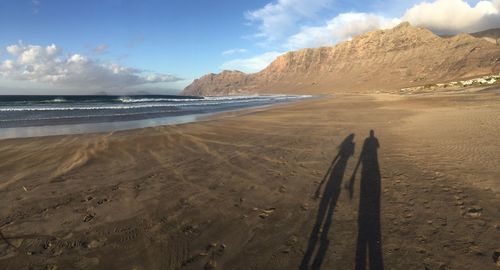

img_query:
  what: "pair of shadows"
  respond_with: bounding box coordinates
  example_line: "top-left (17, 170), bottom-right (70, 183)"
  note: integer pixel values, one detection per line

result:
top-left (300, 131), bottom-right (383, 270)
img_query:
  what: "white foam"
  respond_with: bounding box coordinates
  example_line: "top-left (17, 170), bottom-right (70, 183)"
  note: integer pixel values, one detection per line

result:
top-left (0, 95), bottom-right (312, 112)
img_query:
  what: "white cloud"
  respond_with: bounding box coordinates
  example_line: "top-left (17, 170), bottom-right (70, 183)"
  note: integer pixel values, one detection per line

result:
top-left (286, 12), bottom-right (401, 49)
top-left (0, 42), bottom-right (181, 90)
top-left (245, 0), bottom-right (333, 42)
top-left (6, 44), bottom-right (23, 55)
top-left (403, 0), bottom-right (500, 34)
top-left (221, 48), bottom-right (247, 55)
top-left (221, 51), bottom-right (284, 73)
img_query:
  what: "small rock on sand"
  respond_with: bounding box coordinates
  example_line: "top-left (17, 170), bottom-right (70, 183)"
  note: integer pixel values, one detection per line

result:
top-left (466, 206), bottom-right (483, 218)
top-left (83, 214), bottom-right (95, 222)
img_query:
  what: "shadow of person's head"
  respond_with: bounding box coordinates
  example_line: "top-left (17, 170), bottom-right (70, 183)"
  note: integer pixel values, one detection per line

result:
top-left (344, 133), bottom-right (355, 143)
top-left (340, 133), bottom-right (355, 147)
top-left (338, 133), bottom-right (355, 156)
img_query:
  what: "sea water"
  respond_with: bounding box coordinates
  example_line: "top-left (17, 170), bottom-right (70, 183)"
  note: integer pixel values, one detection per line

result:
top-left (0, 94), bottom-right (311, 138)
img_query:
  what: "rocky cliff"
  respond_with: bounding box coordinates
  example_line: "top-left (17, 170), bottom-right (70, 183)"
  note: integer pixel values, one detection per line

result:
top-left (183, 22), bottom-right (500, 96)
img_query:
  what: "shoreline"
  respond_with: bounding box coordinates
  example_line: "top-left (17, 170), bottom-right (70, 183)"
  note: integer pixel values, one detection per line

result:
top-left (0, 95), bottom-right (315, 140)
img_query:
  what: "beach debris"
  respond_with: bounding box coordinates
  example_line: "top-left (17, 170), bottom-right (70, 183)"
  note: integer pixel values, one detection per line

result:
top-left (22, 186), bottom-right (28, 192)
top-left (466, 206), bottom-right (483, 218)
top-left (279, 185), bottom-right (287, 193)
top-left (259, 208), bottom-right (276, 219)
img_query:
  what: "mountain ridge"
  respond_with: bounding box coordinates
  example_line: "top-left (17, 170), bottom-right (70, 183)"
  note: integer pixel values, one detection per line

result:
top-left (182, 23), bottom-right (500, 96)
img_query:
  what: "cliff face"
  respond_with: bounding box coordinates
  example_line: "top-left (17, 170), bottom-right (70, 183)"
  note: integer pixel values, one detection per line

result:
top-left (183, 23), bottom-right (500, 96)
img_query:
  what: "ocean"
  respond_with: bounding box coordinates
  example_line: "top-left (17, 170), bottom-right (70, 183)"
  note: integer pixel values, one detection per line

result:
top-left (0, 94), bottom-right (311, 138)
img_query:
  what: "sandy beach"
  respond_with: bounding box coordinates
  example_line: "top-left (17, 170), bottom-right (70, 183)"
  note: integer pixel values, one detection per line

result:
top-left (1, 88), bottom-right (499, 269)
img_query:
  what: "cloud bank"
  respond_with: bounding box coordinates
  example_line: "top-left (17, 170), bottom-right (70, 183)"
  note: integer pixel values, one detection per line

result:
top-left (403, 0), bottom-right (500, 34)
top-left (0, 42), bottom-right (181, 90)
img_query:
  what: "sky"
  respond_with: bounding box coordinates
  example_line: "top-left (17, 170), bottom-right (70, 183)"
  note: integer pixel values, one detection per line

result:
top-left (0, 0), bottom-right (499, 95)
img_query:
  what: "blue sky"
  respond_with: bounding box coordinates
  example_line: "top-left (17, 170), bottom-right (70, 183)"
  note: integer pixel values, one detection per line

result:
top-left (0, 0), bottom-right (498, 94)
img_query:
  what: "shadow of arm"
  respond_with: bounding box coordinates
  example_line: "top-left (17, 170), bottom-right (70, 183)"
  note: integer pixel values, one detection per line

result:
top-left (346, 152), bottom-right (362, 200)
top-left (313, 152), bottom-right (340, 199)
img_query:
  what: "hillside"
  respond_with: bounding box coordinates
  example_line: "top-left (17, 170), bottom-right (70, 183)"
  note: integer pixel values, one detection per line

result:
top-left (471, 28), bottom-right (500, 45)
top-left (182, 23), bottom-right (500, 96)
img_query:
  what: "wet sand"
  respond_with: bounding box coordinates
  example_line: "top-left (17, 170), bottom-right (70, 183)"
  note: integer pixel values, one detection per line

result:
top-left (0, 88), bottom-right (499, 269)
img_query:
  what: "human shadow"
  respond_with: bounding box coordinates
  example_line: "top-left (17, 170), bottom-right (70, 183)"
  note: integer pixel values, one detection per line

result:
top-left (300, 134), bottom-right (355, 270)
top-left (347, 130), bottom-right (384, 270)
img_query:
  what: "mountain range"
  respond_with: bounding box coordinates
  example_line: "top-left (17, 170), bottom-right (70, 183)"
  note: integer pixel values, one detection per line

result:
top-left (182, 22), bottom-right (500, 96)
